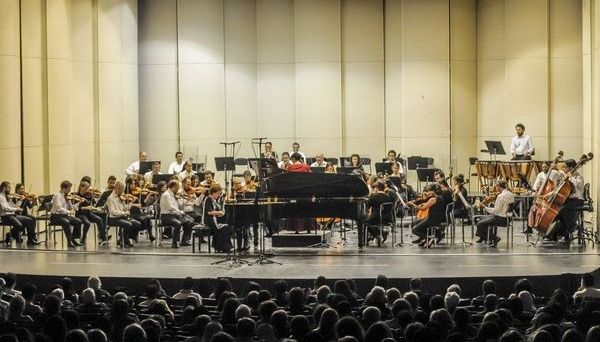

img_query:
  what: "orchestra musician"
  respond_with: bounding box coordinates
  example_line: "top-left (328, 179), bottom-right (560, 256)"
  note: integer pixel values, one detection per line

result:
top-left (475, 180), bottom-right (514, 247)
top-left (75, 179), bottom-right (108, 246)
top-left (126, 151), bottom-right (148, 176)
top-left (160, 180), bottom-right (195, 248)
top-left (144, 161), bottom-right (162, 185)
top-left (292, 142), bottom-right (306, 162)
top-left (532, 161), bottom-right (563, 193)
top-left (434, 170), bottom-right (453, 207)
top-left (179, 177), bottom-right (200, 221)
top-left (241, 170), bottom-right (257, 191)
top-left (285, 153), bottom-right (313, 233)
top-left (510, 123), bottom-right (534, 160)
top-left (168, 151), bottom-right (185, 174)
top-left (178, 161), bottom-right (196, 181)
top-left (201, 183), bottom-right (234, 253)
top-left (286, 153), bottom-right (311, 173)
top-left (106, 181), bottom-right (140, 248)
top-left (103, 175), bottom-right (116, 193)
top-left (0, 181), bottom-right (39, 245)
top-left (410, 184), bottom-right (446, 248)
top-left (349, 154), bottom-right (364, 171)
top-left (191, 174), bottom-right (201, 188)
top-left (545, 159), bottom-right (584, 243)
top-left (261, 141), bottom-right (279, 161)
top-left (325, 162), bottom-right (335, 174)
top-left (13, 183), bottom-right (36, 217)
top-left (200, 170), bottom-right (218, 188)
top-left (451, 174), bottom-right (470, 220)
top-left (50, 181), bottom-right (83, 248)
top-left (386, 150), bottom-right (405, 174)
top-left (277, 152), bottom-right (291, 170)
top-left (366, 181), bottom-right (393, 245)
top-left (310, 153), bottom-right (327, 168)
top-left (125, 177), bottom-right (156, 243)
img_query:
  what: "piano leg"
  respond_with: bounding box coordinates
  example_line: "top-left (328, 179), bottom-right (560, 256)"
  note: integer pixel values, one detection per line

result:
top-left (357, 219), bottom-right (365, 251)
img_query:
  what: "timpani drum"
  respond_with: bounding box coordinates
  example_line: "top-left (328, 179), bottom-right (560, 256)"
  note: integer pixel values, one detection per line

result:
top-left (475, 160), bottom-right (499, 193)
top-left (499, 161), bottom-right (534, 194)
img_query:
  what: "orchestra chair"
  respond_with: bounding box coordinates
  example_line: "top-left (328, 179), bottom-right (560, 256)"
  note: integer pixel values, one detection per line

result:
top-left (103, 209), bottom-right (127, 249)
top-left (367, 202), bottom-right (395, 247)
top-left (305, 157), bottom-right (316, 165)
top-left (424, 206), bottom-right (451, 249)
top-left (325, 157), bottom-right (339, 166)
top-left (468, 157), bottom-right (479, 192)
top-left (448, 198), bottom-right (475, 247)
top-left (575, 183), bottom-right (595, 246)
top-left (36, 196), bottom-right (67, 249)
top-left (0, 222), bottom-right (13, 247)
top-left (487, 202), bottom-right (516, 248)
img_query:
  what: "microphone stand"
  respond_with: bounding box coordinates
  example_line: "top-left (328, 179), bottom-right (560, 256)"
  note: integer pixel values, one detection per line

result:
top-left (248, 137), bottom-right (281, 266)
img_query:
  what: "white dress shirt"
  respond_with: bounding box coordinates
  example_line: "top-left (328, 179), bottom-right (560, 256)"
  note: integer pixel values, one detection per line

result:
top-left (568, 172), bottom-right (584, 200)
top-left (50, 192), bottom-right (72, 215)
top-left (0, 193), bottom-right (19, 216)
top-left (106, 193), bottom-right (128, 218)
top-left (510, 135), bottom-right (534, 155)
top-left (144, 171), bottom-right (161, 184)
top-left (125, 161), bottom-right (140, 176)
top-left (160, 189), bottom-right (184, 216)
top-left (178, 170), bottom-right (196, 181)
top-left (310, 161), bottom-right (327, 167)
top-left (532, 170), bottom-right (563, 192)
top-left (485, 189), bottom-right (515, 217)
top-left (573, 287), bottom-right (600, 300)
top-left (168, 161), bottom-right (185, 174)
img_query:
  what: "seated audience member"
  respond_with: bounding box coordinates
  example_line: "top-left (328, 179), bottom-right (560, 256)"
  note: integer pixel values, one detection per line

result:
top-left (77, 288), bottom-right (109, 315)
top-left (173, 277), bottom-right (202, 304)
top-left (573, 273), bottom-right (600, 301)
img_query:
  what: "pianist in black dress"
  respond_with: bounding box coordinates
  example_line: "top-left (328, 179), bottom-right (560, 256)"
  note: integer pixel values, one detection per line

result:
top-left (202, 183), bottom-right (234, 253)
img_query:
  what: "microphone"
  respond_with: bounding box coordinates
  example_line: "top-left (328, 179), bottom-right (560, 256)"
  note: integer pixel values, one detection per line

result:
top-left (252, 137), bottom-right (268, 141)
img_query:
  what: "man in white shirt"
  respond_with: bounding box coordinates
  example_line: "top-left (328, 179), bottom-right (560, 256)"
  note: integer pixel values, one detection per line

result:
top-left (573, 273), bottom-right (600, 301)
top-left (0, 181), bottom-right (39, 245)
top-left (160, 180), bottom-right (195, 248)
top-left (292, 142), bottom-right (306, 162)
top-left (172, 277), bottom-right (202, 303)
top-left (532, 162), bottom-right (563, 193)
top-left (278, 152), bottom-right (291, 170)
top-left (144, 161), bottom-right (162, 185)
top-left (475, 180), bottom-right (515, 247)
top-left (310, 153), bottom-right (327, 168)
top-left (106, 181), bottom-right (140, 248)
top-left (547, 159), bottom-right (584, 243)
top-left (510, 123), bottom-right (534, 160)
top-left (168, 152), bottom-right (185, 175)
top-left (125, 151), bottom-right (148, 176)
top-left (49, 181), bottom-right (82, 248)
top-left (385, 149), bottom-right (405, 174)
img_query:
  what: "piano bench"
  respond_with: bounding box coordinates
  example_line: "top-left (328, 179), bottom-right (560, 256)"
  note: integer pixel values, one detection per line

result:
top-left (192, 226), bottom-right (212, 253)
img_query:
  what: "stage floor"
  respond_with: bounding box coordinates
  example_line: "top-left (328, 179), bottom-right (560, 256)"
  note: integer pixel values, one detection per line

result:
top-left (2, 225), bottom-right (599, 281)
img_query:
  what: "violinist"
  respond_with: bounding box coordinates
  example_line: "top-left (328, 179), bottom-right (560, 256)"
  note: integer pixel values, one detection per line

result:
top-left (160, 180), bottom-right (195, 248)
top-left (179, 177), bottom-right (198, 219)
top-left (178, 161), bottom-right (196, 181)
top-left (74, 179), bottom-right (108, 246)
top-left (475, 180), bottom-right (514, 247)
top-left (200, 170), bottom-right (218, 188)
top-left (410, 184), bottom-right (446, 248)
top-left (167, 151), bottom-right (185, 174)
top-left (451, 174), bottom-right (469, 220)
top-left (13, 183), bottom-right (37, 217)
top-left (144, 161), bottom-right (162, 185)
top-left (190, 174), bottom-right (201, 188)
top-left (261, 141), bottom-right (279, 161)
top-left (104, 175), bottom-right (116, 193)
top-left (241, 170), bottom-right (257, 191)
top-left (0, 181), bottom-right (39, 245)
top-left (277, 152), bottom-right (291, 170)
top-left (546, 159), bottom-right (584, 243)
top-left (366, 181), bottom-right (393, 245)
top-left (125, 177), bottom-right (156, 242)
top-left (50, 181), bottom-right (82, 248)
top-left (106, 181), bottom-right (140, 247)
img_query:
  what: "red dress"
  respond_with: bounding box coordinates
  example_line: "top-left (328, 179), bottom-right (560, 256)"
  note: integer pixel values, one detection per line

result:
top-left (286, 163), bottom-right (311, 173)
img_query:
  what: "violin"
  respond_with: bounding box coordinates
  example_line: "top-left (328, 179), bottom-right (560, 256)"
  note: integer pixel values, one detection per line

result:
top-left (88, 188), bottom-right (102, 198)
top-left (131, 186), bottom-right (157, 197)
top-left (119, 193), bottom-right (138, 202)
top-left (408, 192), bottom-right (436, 220)
top-left (67, 193), bottom-right (86, 203)
top-left (479, 192), bottom-right (499, 207)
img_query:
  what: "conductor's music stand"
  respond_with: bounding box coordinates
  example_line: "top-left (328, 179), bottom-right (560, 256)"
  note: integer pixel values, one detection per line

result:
top-left (139, 161), bottom-right (160, 175)
top-left (484, 140), bottom-right (506, 161)
top-left (375, 162), bottom-right (393, 176)
top-left (416, 168), bottom-right (436, 192)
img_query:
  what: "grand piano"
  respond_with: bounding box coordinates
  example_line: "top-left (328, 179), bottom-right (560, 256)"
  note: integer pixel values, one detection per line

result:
top-left (225, 159), bottom-right (370, 249)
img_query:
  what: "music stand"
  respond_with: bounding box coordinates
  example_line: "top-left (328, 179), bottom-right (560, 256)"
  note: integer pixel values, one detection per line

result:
top-left (337, 166), bottom-right (358, 175)
top-left (416, 168), bottom-right (436, 192)
top-left (152, 174), bottom-right (174, 185)
top-left (484, 140), bottom-right (506, 161)
top-left (375, 162), bottom-right (393, 176)
top-left (139, 161), bottom-right (160, 175)
top-left (192, 163), bottom-right (204, 173)
top-left (310, 166), bottom-right (325, 173)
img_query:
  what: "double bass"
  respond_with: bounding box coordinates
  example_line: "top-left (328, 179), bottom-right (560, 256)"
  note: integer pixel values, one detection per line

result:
top-left (528, 153), bottom-right (593, 234)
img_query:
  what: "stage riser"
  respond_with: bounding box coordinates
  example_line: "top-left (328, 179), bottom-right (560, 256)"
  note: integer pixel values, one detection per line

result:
top-left (271, 232), bottom-right (331, 248)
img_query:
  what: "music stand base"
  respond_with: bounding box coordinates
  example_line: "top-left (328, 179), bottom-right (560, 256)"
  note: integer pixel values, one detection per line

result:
top-left (248, 253), bottom-right (282, 266)
top-left (211, 253), bottom-right (250, 266)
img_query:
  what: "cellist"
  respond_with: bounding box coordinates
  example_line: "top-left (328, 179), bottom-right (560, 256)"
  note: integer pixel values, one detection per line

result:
top-left (545, 159), bottom-right (584, 243)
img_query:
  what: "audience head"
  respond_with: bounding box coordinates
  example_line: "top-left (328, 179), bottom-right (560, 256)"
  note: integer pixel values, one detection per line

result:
top-left (336, 316), bottom-right (365, 342)
top-left (64, 329), bottom-right (88, 342)
top-left (236, 317), bottom-right (256, 339)
top-left (87, 329), bottom-right (107, 342)
top-left (444, 291), bottom-right (460, 313)
top-left (409, 278), bottom-right (423, 291)
top-left (290, 315), bottom-right (311, 341)
top-left (582, 273), bottom-right (595, 288)
top-left (364, 321), bottom-right (393, 342)
top-left (122, 323), bottom-right (146, 342)
top-left (81, 288), bottom-right (96, 305)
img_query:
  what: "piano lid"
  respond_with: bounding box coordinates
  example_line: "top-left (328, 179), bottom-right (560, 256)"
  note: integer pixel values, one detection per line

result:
top-left (264, 172), bottom-right (369, 198)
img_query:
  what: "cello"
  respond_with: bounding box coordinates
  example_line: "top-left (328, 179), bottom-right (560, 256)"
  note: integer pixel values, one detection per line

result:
top-left (529, 153), bottom-right (593, 234)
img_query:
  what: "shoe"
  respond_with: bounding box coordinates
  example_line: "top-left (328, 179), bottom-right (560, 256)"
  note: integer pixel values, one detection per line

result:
top-left (382, 231), bottom-right (389, 243)
top-left (149, 236), bottom-right (156, 243)
top-left (418, 240), bottom-right (427, 247)
top-left (524, 228), bottom-right (533, 234)
top-left (172, 243), bottom-right (180, 248)
top-left (426, 238), bottom-right (435, 248)
top-left (16, 238), bottom-right (23, 244)
top-left (72, 240), bottom-right (82, 246)
top-left (475, 238), bottom-right (485, 243)
top-left (489, 237), bottom-right (501, 248)
top-left (412, 238), bottom-right (423, 244)
top-left (107, 235), bottom-right (112, 241)
top-left (181, 241), bottom-right (191, 247)
top-left (99, 240), bottom-right (108, 247)
top-left (68, 241), bottom-right (76, 248)
top-left (80, 239), bottom-right (86, 245)
top-left (27, 240), bottom-right (40, 246)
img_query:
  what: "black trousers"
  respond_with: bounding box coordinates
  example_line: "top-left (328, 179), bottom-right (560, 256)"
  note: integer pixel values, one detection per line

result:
top-left (161, 214), bottom-right (194, 244)
top-left (131, 213), bottom-right (154, 239)
top-left (50, 214), bottom-right (82, 242)
top-left (76, 212), bottom-right (107, 241)
top-left (1, 214), bottom-right (36, 241)
top-left (476, 215), bottom-right (507, 241)
top-left (552, 198), bottom-right (584, 238)
top-left (107, 217), bottom-right (140, 242)
top-left (412, 218), bottom-right (443, 239)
